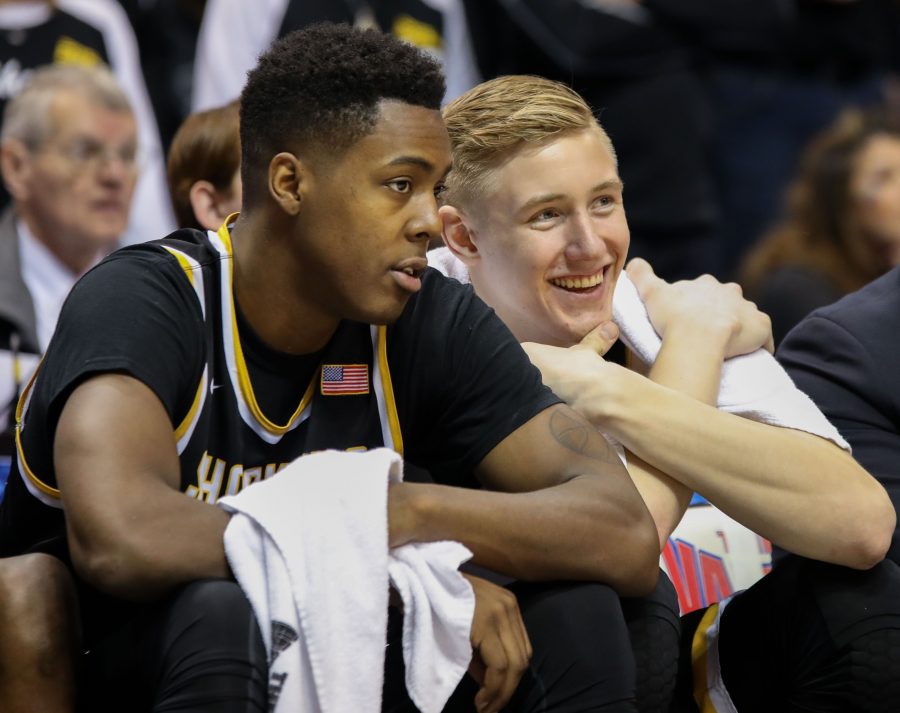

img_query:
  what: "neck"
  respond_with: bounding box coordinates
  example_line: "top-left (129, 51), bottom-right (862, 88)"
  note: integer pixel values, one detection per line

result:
top-left (230, 211), bottom-right (339, 355)
top-left (20, 212), bottom-right (104, 276)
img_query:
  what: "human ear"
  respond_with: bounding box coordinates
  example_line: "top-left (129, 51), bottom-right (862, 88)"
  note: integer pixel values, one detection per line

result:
top-left (0, 139), bottom-right (33, 202)
top-left (268, 152), bottom-right (305, 216)
top-left (189, 180), bottom-right (234, 231)
top-left (439, 205), bottom-right (480, 264)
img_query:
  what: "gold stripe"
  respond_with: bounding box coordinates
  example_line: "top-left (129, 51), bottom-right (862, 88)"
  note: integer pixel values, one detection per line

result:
top-left (376, 325), bottom-right (403, 456)
top-left (691, 604), bottom-right (721, 713)
top-left (174, 371), bottom-right (206, 441)
top-left (217, 219), bottom-right (315, 436)
top-left (14, 361), bottom-right (60, 499)
top-left (161, 246), bottom-right (196, 286)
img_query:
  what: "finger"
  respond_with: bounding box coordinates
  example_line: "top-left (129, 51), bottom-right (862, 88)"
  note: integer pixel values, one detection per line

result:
top-left (759, 312), bottom-right (775, 354)
top-left (578, 321), bottom-right (619, 356)
top-left (510, 598), bottom-right (532, 662)
top-left (468, 651), bottom-right (486, 684)
top-left (474, 635), bottom-right (509, 713)
top-left (625, 257), bottom-right (662, 300)
top-left (498, 588), bottom-right (532, 663)
top-left (489, 608), bottom-right (529, 711)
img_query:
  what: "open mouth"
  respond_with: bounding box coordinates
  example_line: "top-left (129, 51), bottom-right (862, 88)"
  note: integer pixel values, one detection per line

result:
top-left (548, 267), bottom-right (606, 293)
top-left (389, 257), bottom-right (427, 294)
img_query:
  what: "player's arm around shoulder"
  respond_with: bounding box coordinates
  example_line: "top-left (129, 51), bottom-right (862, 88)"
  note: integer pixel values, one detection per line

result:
top-left (56, 374), bottom-right (231, 601)
top-left (389, 403), bottom-right (660, 597)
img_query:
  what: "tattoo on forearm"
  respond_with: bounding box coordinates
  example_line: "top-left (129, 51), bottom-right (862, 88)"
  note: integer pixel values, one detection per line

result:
top-left (549, 408), bottom-right (619, 465)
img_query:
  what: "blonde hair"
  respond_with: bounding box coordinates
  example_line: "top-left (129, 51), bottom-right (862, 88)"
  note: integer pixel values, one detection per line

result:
top-left (442, 75), bottom-right (615, 205)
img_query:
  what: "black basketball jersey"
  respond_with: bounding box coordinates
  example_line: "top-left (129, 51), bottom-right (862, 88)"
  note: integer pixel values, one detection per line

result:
top-left (5, 223), bottom-right (406, 548)
top-left (0, 222), bottom-right (558, 560)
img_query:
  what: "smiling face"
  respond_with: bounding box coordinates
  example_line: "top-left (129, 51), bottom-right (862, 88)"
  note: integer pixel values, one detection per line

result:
top-left (289, 100), bottom-right (451, 327)
top-left (447, 128), bottom-right (629, 346)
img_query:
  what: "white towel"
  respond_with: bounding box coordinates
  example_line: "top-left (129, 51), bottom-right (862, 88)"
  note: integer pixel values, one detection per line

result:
top-left (219, 448), bottom-right (475, 713)
top-left (427, 247), bottom-right (848, 450)
top-left (610, 272), bottom-right (849, 450)
top-left (388, 542), bottom-right (476, 711)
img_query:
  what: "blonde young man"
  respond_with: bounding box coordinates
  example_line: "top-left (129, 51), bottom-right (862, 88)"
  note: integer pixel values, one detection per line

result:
top-left (435, 75), bottom-right (900, 712)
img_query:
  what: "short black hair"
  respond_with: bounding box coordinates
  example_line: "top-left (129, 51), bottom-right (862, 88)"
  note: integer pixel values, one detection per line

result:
top-left (240, 22), bottom-right (445, 200)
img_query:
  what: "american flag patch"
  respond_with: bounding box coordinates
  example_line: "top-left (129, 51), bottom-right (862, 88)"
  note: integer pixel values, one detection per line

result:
top-left (320, 364), bottom-right (369, 395)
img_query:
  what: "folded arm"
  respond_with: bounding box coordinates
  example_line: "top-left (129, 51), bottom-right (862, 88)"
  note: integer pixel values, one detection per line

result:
top-left (389, 403), bottom-right (660, 596)
top-left (524, 260), bottom-right (894, 568)
top-left (56, 374), bottom-right (232, 602)
top-left (57, 375), bottom-right (658, 601)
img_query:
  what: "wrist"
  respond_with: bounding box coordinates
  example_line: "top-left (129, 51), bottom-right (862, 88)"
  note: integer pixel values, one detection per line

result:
top-left (661, 318), bottom-right (731, 359)
top-left (387, 481), bottom-right (427, 547)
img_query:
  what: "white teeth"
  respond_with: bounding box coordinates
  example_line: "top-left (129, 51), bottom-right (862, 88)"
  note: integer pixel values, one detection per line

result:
top-left (402, 267), bottom-right (415, 276)
top-left (550, 273), bottom-right (604, 290)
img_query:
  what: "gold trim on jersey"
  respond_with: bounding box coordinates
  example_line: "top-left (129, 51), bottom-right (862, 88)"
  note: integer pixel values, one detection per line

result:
top-left (161, 245), bottom-right (206, 319)
top-left (174, 366), bottom-right (208, 455)
top-left (212, 219), bottom-right (313, 441)
top-left (14, 360), bottom-right (62, 507)
top-left (160, 245), bottom-right (211, 452)
top-left (376, 326), bottom-right (403, 456)
top-left (209, 216), bottom-right (403, 451)
top-left (690, 600), bottom-right (739, 713)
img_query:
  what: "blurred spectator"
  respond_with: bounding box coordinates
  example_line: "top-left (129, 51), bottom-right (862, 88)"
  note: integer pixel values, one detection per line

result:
top-left (166, 99), bottom-right (240, 230)
top-left (0, 64), bottom-right (137, 447)
top-left (740, 108), bottom-right (900, 345)
top-left (117, 0), bottom-right (207, 152)
top-left (191, 0), bottom-right (479, 111)
top-left (0, 0), bottom-right (175, 245)
top-left (649, 0), bottom-right (900, 276)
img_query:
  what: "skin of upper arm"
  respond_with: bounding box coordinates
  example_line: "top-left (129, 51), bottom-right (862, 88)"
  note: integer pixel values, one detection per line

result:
top-left (54, 373), bottom-right (231, 598)
top-left (474, 403), bottom-right (636, 494)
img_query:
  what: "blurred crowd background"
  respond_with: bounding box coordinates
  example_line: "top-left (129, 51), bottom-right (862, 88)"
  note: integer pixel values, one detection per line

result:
top-left (4, 0), bottom-right (900, 344)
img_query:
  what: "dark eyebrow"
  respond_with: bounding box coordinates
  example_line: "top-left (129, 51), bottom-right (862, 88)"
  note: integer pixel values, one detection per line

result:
top-left (387, 155), bottom-right (450, 174)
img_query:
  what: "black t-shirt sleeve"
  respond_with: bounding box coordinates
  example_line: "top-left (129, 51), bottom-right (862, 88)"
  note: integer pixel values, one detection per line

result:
top-left (27, 247), bottom-right (205, 444)
top-left (391, 270), bottom-right (561, 487)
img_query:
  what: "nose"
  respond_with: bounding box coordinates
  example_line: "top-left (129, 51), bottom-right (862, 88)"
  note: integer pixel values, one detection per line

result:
top-left (96, 159), bottom-right (127, 186)
top-left (564, 210), bottom-right (607, 262)
top-left (407, 191), bottom-right (442, 244)
top-left (96, 150), bottom-right (138, 186)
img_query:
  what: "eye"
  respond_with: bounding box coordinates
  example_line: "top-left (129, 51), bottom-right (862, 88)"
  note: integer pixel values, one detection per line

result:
top-left (591, 194), bottom-right (618, 213)
top-left (433, 182), bottom-right (447, 199)
top-left (67, 138), bottom-right (104, 163)
top-left (387, 179), bottom-right (412, 193)
top-left (530, 208), bottom-right (561, 225)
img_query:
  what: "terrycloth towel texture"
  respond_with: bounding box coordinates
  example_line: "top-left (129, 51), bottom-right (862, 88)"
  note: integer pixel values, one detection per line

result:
top-left (219, 448), bottom-right (475, 713)
top-left (610, 272), bottom-right (849, 450)
top-left (427, 247), bottom-right (848, 450)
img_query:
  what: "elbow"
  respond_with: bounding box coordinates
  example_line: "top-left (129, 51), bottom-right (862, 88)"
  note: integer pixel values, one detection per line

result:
top-left (601, 511), bottom-right (661, 597)
top-left (69, 539), bottom-right (129, 596)
top-left (67, 530), bottom-right (150, 601)
top-left (615, 555), bottom-right (660, 597)
top-left (618, 526), bottom-right (661, 597)
top-left (844, 506), bottom-right (895, 571)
